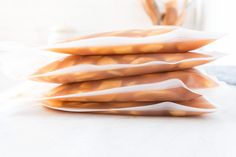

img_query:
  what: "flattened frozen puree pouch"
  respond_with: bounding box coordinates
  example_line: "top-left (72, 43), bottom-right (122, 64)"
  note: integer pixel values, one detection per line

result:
top-left (43, 97), bottom-right (216, 116)
top-left (31, 52), bottom-right (215, 84)
top-left (45, 26), bottom-right (219, 55)
top-left (44, 69), bottom-right (218, 102)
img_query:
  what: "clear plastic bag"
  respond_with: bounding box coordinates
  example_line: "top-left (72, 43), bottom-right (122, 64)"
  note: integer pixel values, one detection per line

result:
top-left (45, 26), bottom-right (220, 55)
top-left (43, 97), bottom-right (216, 116)
top-left (44, 69), bottom-right (218, 102)
top-left (31, 52), bottom-right (215, 84)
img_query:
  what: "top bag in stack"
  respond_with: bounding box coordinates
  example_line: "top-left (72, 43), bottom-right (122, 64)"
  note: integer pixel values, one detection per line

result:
top-left (45, 26), bottom-right (219, 55)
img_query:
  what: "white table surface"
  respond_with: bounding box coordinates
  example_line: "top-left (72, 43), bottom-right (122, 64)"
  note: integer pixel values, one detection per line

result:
top-left (0, 80), bottom-right (235, 157)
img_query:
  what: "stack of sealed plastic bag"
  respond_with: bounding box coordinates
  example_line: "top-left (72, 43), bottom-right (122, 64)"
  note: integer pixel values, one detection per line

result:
top-left (31, 26), bottom-right (221, 116)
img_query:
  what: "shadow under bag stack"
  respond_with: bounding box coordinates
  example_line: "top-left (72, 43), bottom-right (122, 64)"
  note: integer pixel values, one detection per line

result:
top-left (31, 26), bottom-right (221, 116)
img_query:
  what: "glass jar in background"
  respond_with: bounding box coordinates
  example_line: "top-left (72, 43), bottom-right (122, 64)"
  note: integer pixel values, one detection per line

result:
top-left (141, 0), bottom-right (203, 29)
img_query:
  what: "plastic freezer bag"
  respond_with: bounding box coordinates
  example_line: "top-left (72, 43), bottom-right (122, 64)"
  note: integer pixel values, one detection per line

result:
top-left (31, 52), bottom-right (215, 84)
top-left (43, 97), bottom-right (216, 116)
top-left (45, 26), bottom-right (219, 55)
top-left (44, 69), bottom-right (218, 102)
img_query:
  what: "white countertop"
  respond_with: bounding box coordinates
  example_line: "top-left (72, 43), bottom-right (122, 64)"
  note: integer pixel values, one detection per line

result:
top-left (0, 81), bottom-right (235, 157)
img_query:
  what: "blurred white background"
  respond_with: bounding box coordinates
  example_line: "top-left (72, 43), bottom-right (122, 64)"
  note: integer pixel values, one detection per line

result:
top-left (0, 0), bottom-right (152, 43)
top-left (0, 0), bottom-right (234, 44)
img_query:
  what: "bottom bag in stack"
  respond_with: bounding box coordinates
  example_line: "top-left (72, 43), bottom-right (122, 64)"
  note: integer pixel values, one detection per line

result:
top-left (43, 97), bottom-right (216, 116)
